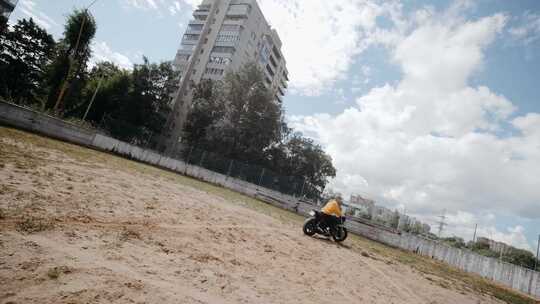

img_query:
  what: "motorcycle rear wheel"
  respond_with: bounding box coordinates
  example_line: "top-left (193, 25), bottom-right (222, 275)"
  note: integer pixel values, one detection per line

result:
top-left (332, 227), bottom-right (348, 242)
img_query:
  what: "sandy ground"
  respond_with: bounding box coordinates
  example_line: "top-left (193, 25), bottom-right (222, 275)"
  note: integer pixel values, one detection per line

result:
top-left (0, 128), bottom-right (524, 304)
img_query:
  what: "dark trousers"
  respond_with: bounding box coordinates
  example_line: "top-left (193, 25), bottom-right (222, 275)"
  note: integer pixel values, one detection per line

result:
top-left (320, 213), bottom-right (339, 233)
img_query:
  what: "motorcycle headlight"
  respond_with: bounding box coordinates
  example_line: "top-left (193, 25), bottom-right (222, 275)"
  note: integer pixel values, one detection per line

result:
top-left (309, 210), bottom-right (316, 216)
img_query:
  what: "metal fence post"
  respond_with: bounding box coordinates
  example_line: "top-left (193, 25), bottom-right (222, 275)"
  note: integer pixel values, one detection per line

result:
top-left (535, 234), bottom-right (540, 271)
top-left (226, 160), bottom-right (234, 178)
top-left (184, 146), bottom-right (194, 175)
top-left (300, 177), bottom-right (306, 198)
top-left (145, 131), bottom-right (153, 149)
top-left (258, 168), bottom-right (265, 186)
top-left (199, 151), bottom-right (206, 167)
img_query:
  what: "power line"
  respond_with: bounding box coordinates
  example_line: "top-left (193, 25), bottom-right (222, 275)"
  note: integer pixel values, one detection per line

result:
top-left (436, 209), bottom-right (447, 237)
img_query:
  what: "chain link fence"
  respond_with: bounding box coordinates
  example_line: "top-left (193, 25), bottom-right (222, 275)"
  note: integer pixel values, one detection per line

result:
top-left (97, 115), bottom-right (321, 201)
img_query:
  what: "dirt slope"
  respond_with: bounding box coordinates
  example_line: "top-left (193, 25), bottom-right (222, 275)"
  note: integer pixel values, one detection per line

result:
top-left (0, 127), bottom-right (531, 304)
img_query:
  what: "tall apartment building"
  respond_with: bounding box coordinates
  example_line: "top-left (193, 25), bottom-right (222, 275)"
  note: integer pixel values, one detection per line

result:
top-left (0, 0), bottom-right (17, 18)
top-left (162, 0), bottom-right (289, 151)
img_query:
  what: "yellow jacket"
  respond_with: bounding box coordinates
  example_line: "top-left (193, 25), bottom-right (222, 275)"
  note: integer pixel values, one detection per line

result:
top-left (321, 199), bottom-right (342, 217)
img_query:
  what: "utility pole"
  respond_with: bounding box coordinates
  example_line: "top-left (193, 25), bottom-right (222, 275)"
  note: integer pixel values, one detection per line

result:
top-left (472, 223), bottom-right (478, 243)
top-left (82, 75), bottom-right (103, 121)
top-left (54, 0), bottom-right (100, 112)
top-left (436, 209), bottom-right (447, 238)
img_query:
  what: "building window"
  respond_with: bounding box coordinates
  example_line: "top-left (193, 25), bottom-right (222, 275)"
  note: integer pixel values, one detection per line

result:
top-left (180, 44), bottom-right (195, 51)
top-left (183, 34), bottom-right (200, 41)
top-left (225, 16), bottom-right (246, 21)
top-left (216, 34), bottom-right (240, 42)
top-left (177, 54), bottom-right (190, 61)
top-left (211, 46), bottom-right (236, 54)
top-left (209, 56), bottom-right (232, 65)
top-left (221, 24), bottom-right (240, 32)
top-left (188, 24), bottom-right (203, 31)
top-left (205, 68), bottom-right (224, 75)
top-left (269, 55), bottom-right (277, 69)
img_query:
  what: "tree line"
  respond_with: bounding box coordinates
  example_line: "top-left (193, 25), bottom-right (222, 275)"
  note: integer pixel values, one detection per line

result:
top-left (441, 236), bottom-right (539, 270)
top-left (1, 11), bottom-right (337, 199)
top-left (0, 11), bottom-right (177, 144)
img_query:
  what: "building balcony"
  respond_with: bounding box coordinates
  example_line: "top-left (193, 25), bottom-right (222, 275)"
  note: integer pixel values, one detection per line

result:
top-left (214, 40), bottom-right (238, 47)
top-left (189, 19), bottom-right (205, 26)
top-left (197, 4), bottom-right (211, 11)
top-left (185, 28), bottom-right (202, 35)
top-left (194, 10), bottom-right (209, 14)
top-left (226, 4), bottom-right (250, 17)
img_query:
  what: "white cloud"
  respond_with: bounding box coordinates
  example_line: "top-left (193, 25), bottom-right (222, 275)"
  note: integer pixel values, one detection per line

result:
top-left (168, 1), bottom-right (184, 15)
top-left (290, 3), bottom-right (540, 249)
top-left (509, 12), bottom-right (540, 45)
top-left (91, 41), bottom-right (134, 70)
top-left (257, 0), bottom-right (389, 95)
top-left (124, 0), bottom-right (159, 10)
top-left (17, 0), bottom-right (59, 30)
top-left (124, 0), bottom-right (199, 11)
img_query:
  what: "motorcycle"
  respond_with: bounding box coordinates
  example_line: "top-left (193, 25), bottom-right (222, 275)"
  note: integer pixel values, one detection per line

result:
top-left (302, 210), bottom-right (348, 242)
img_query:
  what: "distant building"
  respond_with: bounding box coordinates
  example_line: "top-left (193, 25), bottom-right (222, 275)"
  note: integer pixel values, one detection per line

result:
top-left (476, 237), bottom-right (511, 254)
top-left (162, 0), bottom-right (289, 151)
top-left (397, 214), bottom-right (411, 230)
top-left (0, 0), bottom-right (17, 19)
top-left (372, 206), bottom-right (394, 223)
top-left (349, 195), bottom-right (375, 215)
top-left (347, 194), bottom-right (431, 234)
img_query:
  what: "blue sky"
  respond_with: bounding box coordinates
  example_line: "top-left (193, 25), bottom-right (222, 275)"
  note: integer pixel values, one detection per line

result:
top-left (9, 0), bottom-right (540, 252)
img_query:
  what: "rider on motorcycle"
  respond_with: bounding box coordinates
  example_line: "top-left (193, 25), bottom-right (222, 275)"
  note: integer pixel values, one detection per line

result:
top-left (320, 197), bottom-right (343, 235)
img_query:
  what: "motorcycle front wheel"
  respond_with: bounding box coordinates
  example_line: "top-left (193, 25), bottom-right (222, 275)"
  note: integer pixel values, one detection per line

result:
top-left (303, 218), bottom-right (317, 236)
top-left (332, 227), bottom-right (348, 242)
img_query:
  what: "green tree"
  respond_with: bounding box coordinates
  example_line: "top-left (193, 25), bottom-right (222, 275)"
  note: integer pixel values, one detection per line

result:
top-left (0, 15), bottom-right (7, 33)
top-left (267, 133), bottom-right (336, 199)
top-left (45, 9), bottom-right (97, 112)
top-left (124, 58), bottom-right (177, 145)
top-left (82, 59), bottom-right (178, 145)
top-left (183, 79), bottom-right (225, 146)
top-left (184, 62), bottom-right (282, 164)
top-left (78, 62), bottom-right (131, 124)
top-left (502, 248), bottom-right (537, 269)
top-left (0, 18), bottom-right (55, 105)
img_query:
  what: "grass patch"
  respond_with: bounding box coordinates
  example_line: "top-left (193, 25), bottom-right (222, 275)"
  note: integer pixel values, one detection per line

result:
top-left (47, 266), bottom-right (72, 279)
top-left (16, 216), bottom-right (55, 234)
top-left (119, 228), bottom-right (141, 242)
top-left (346, 234), bottom-right (537, 304)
